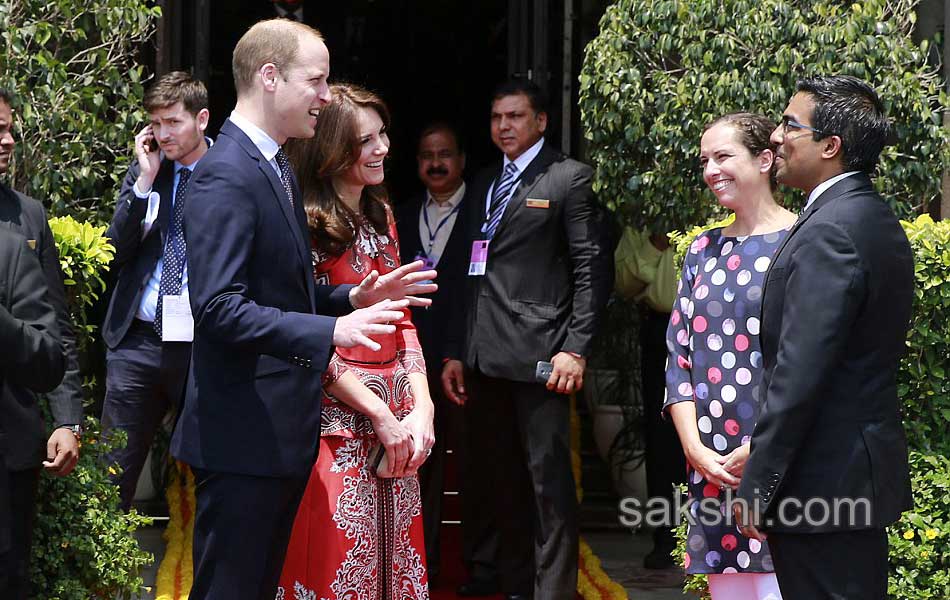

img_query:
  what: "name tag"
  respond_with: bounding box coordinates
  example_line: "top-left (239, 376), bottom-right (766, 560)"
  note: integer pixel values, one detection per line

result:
top-left (468, 240), bottom-right (489, 276)
top-left (526, 198), bottom-right (550, 209)
top-left (161, 295), bottom-right (194, 342)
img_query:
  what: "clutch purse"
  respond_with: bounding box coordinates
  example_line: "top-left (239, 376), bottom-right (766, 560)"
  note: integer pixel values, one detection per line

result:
top-left (366, 444), bottom-right (393, 478)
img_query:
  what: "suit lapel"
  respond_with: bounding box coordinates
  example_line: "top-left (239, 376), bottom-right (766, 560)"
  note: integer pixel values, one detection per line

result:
top-left (152, 160), bottom-right (176, 247)
top-left (492, 143), bottom-right (558, 240)
top-left (220, 120), bottom-right (311, 282)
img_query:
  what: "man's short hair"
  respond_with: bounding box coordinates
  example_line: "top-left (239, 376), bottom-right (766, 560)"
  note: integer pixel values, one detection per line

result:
top-left (796, 75), bottom-right (891, 173)
top-left (232, 19), bottom-right (323, 96)
top-left (492, 78), bottom-right (548, 115)
top-left (0, 88), bottom-right (13, 107)
top-left (143, 71), bottom-right (208, 115)
top-left (417, 121), bottom-right (464, 155)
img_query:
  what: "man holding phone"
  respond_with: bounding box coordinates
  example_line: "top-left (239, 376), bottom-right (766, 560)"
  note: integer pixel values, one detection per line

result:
top-left (441, 79), bottom-right (613, 599)
top-left (100, 71), bottom-right (211, 509)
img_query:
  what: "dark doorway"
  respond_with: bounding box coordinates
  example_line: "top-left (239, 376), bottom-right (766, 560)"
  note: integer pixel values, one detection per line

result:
top-left (197, 0), bottom-right (509, 203)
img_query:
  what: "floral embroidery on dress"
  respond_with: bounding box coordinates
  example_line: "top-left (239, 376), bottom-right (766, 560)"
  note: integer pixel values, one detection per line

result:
top-left (330, 438), bottom-right (364, 474)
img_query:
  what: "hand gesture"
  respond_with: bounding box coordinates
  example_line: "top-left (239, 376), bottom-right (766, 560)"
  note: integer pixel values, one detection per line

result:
top-left (134, 126), bottom-right (160, 192)
top-left (43, 428), bottom-right (80, 476)
top-left (332, 298), bottom-right (409, 351)
top-left (350, 260), bottom-right (438, 309)
top-left (722, 442), bottom-right (751, 478)
top-left (402, 404), bottom-right (435, 473)
top-left (547, 352), bottom-right (586, 394)
top-left (687, 444), bottom-right (740, 491)
top-left (441, 359), bottom-right (467, 405)
top-left (371, 412), bottom-right (414, 478)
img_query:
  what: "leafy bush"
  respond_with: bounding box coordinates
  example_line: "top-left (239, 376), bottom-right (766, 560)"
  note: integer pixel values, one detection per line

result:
top-left (898, 215), bottom-right (950, 456)
top-left (579, 0), bottom-right (949, 233)
top-left (888, 452), bottom-right (950, 600)
top-left (0, 0), bottom-right (161, 222)
top-left (48, 215), bottom-right (115, 353)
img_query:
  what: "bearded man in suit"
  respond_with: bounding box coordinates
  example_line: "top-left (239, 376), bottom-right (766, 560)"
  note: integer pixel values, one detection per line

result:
top-left (735, 75), bottom-right (914, 600)
top-left (442, 79), bottom-right (613, 600)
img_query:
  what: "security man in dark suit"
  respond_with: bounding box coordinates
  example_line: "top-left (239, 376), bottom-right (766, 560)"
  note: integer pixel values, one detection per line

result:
top-left (442, 79), bottom-right (613, 600)
top-left (0, 228), bottom-right (65, 599)
top-left (101, 72), bottom-right (211, 510)
top-left (397, 121), bottom-right (493, 582)
top-left (0, 91), bottom-right (82, 475)
top-left (736, 75), bottom-right (914, 600)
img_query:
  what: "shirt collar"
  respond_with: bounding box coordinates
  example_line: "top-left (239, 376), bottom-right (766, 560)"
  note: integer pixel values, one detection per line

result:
top-left (426, 182), bottom-right (466, 210)
top-left (805, 171), bottom-right (860, 210)
top-left (503, 137), bottom-right (545, 175)
top-left (229, 110), bottom-right (281, 163)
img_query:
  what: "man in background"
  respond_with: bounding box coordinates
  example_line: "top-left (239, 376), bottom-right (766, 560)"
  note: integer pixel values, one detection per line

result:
top-left (101, 71), bottom-right (211, 509)
top-left (442, 79), bottom-right (613, 600)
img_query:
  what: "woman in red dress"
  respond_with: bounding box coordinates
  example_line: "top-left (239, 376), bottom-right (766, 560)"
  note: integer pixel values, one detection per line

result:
top-left (277, 84), bottom-right (435, 600)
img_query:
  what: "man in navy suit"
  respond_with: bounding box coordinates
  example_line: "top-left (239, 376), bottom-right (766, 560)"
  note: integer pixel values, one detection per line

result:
top-left (735, 76), bottom-right (914, 599)
top-left (172, 19), bottom-right (435, 600)
top-left (101, 71), bottom-right (211, 510)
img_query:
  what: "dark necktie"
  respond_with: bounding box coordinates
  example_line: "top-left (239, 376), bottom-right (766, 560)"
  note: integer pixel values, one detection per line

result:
top-left (154, 168), bottom-right (192, 337)
top-left (275, 148), bottom-right (295, 207)
top-left (483, 162), bottom-right (518, 239)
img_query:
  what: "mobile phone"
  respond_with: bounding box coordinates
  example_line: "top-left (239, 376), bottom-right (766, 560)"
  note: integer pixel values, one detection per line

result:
top-left (535, 360), bottom-right (554, 383)
top-left (146, 135), bottom-right (158, 153)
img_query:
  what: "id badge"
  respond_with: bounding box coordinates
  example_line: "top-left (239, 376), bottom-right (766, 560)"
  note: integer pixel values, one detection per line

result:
top-left (414, 251), bottom-right (435, 270)
top-left (161, 294), bottom-right (194, 342)
top-left (468, 240), bottom-right (489, 276)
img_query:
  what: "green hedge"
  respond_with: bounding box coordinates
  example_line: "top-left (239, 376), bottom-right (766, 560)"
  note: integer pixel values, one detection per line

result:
top-left (669, 215), bottom-right (950, 599)
top-left (579, 0), bottom-right (949, 233)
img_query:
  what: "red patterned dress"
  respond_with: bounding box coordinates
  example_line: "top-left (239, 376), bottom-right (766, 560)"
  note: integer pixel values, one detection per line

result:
top-left (277, 217), bottom-right (429, 600)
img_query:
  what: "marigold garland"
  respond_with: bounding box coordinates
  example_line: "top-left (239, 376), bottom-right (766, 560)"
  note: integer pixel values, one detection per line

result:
top-left (155, 461), bottom-right (195, 600)
top-left (571, 394), bottom-right (630, 600)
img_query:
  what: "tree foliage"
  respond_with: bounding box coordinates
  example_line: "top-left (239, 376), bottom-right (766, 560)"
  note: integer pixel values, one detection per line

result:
top-left (579, 0), bottom-right (949, 233)
top-left (0, 0), bottom-right (161, 222)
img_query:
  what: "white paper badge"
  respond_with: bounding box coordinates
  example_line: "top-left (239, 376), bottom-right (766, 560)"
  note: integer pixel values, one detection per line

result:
top-left (161, 294), bottom-right (194, 342)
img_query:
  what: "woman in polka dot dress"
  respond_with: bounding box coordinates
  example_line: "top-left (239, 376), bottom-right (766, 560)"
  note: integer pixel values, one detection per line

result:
top-left (664, 113), bottom-right (797, 600)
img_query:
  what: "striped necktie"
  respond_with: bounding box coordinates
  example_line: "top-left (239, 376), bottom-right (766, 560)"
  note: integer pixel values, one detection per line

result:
top-left (483, 162), bottom-right (518, 239)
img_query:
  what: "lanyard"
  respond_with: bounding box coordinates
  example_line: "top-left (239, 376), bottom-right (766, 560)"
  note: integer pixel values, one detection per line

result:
top-left (421, 200), bottom-right (461, 255)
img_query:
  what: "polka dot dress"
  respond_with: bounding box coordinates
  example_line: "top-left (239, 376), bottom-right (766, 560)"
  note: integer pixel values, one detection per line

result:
top-left (664, 226), bottom-right (789, 574)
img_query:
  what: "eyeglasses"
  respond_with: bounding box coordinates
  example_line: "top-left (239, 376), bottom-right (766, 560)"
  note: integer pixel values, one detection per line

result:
top-left (780, 115), bottom-right (830, 137)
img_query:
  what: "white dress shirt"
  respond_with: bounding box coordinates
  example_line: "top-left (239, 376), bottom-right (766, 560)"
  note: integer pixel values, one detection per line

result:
top-left (804, 171), bottom-right (860, 211)
top-left (417, 183), bottom-right (465, 267)
top-left (229, 110), bottom-right (282, 176)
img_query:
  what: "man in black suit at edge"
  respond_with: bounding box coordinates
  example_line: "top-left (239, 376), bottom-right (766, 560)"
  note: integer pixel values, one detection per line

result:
top-left (397, 122), bottom-right (498, 584)
top-left (442, 79), bottom-right (613, 600)
top-left (0, 88), bottom-right (80, 600)
top-left (100, 72), bottom-right (211, 510)
top-left (0, 92), bottom-right (82, 476)
top-left (0, 228), bottom-right (65, 599)
top-left (734, 75), bottom-right (914, 600)
top-left (171, 19), bottom-right (435, 600)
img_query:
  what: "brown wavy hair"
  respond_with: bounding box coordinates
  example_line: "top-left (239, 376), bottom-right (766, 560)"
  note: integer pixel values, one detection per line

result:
top-left (286, 83), bottom-right (391, 255)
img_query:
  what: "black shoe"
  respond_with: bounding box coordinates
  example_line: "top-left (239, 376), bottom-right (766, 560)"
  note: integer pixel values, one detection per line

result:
top-left (456, 578), bottom-right (500, 597)
top-left (643, 544), bottom-right (677, 569)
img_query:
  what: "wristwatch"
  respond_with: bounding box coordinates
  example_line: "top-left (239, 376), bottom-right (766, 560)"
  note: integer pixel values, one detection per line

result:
top-left (60, 424), bottom-right (82, 439)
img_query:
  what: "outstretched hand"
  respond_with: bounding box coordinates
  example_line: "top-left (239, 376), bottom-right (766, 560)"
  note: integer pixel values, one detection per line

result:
top-left (350, 260), bottom-right (438, 309)
top-left (332, 298), bottom-right (409, 351)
